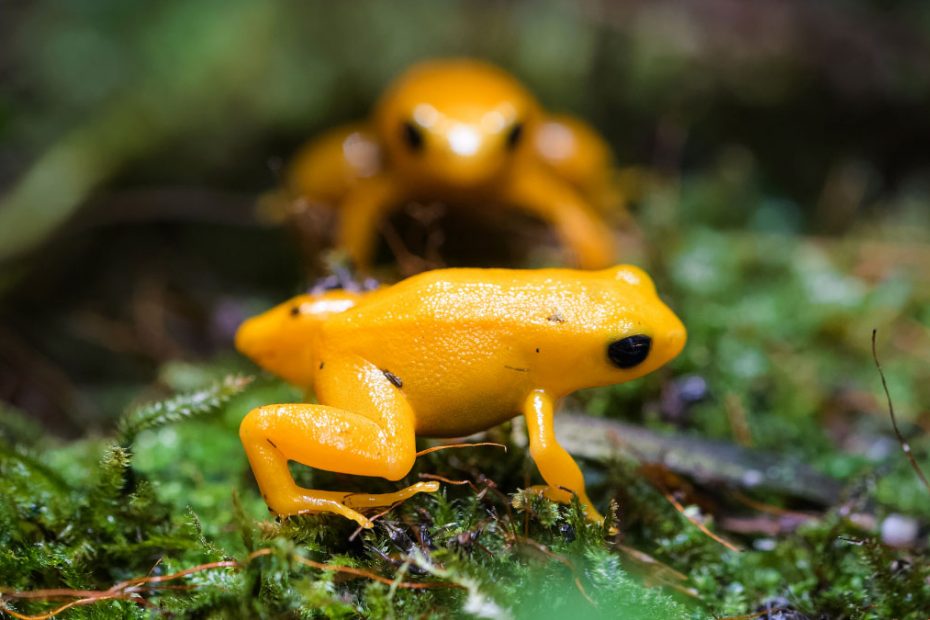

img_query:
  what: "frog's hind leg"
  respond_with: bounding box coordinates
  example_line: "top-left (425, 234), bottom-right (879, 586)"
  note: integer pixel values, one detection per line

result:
top-left (239, 357), bottom-right (437, 528)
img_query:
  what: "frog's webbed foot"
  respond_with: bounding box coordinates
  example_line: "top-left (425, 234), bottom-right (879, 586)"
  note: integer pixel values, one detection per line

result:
top-left (240, 357), bottom-right (429, 528)
top-left (342, 481), bottom-right (440, 511)
top-left (267, 489), bottom-right (376, 528)
top-left (272, 482), bottom-right (440, 529)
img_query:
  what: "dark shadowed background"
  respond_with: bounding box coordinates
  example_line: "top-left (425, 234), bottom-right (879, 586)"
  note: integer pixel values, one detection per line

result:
top-left (1, 0), bottom-right (928, 435)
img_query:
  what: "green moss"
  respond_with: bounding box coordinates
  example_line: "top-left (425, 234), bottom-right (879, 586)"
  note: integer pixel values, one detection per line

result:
top-left (3, 201), bottom-right (930, 618)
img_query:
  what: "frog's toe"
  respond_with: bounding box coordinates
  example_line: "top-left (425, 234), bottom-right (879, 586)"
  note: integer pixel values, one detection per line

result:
top-left (525, 484), bottom-right (573, 504)
top-left (342, 481), bottom-right (440, 510)
top-left (295, 504), bottom-right (374, 529)
top-left (266, 489), bottom-right (375, 528)
top-left (352, 513), bottom-right (376, 529)
top-left (411, 480), bottom-right (441, 494)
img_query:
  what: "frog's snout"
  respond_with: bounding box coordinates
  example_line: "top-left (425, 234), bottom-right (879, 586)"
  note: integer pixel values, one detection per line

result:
top-left (661, 316), bottom-right (688, 364)
top-left (234, 315), bottom-right (268, 363)
top-left (447, 124), bottom-right (482, 157)
top-left (606, 317), bottom-right (685, 374)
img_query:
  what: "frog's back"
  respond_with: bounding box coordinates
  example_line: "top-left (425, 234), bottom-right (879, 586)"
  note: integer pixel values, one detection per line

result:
top-left (321, 268), bottom-right (589, 435)
top-left (327, 267), bottom-right (603, 333)
top-left (315, 266), bottom-right (680, 437)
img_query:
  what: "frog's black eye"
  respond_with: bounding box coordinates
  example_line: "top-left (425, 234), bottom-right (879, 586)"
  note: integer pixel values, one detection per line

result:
top-left (402, 121), bottom-right (424, 152)
top-left (290, 306), bottom-right (301, 317)
top-left (607, 335), bottom-right (651, 368)
top-left (506, 122), bottom-right (523, 150)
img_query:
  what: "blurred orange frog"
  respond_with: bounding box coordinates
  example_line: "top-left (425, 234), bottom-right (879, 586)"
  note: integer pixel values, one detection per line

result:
top-left (236, 265), bottom-right (686, 528)
top-left (277, 58), bottom-right (624, 270)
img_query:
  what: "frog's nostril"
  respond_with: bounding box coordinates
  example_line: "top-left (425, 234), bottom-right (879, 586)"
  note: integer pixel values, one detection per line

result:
top-left (666, 326), bottom-right (687, 359)
top-left (607, 335), bottom-right (652, 369)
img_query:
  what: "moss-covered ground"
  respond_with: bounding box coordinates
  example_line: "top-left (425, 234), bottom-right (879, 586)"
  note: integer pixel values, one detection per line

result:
top-left (3, 2), bottom-right (930, 617)
top-left (2, 178), bottom-right (929, 618)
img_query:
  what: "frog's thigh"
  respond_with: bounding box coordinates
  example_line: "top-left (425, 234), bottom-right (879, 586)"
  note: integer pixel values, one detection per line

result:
top-left (313, 355), bottom-right (418, 479)
top-left (239, 357), bottom-right (425, 523)
top-left (523, 389), bottom-right (603, 522)
top-left (504, 163), bottom-right (616, 269)
top-left (336, 174), bottom-right (403, 270)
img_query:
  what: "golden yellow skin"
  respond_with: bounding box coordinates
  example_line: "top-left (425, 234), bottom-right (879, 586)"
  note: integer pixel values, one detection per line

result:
top-left (236, 266), bottom-right (686, 528)
top-left (284, 59), bottom-right (621, 270)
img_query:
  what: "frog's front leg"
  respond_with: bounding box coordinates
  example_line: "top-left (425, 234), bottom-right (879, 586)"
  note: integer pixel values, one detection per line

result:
top-left (504, 163), bottom-right (616, 269)
top-left (523, 389), bottom-right (603, 523)
top-left (286, 123), bottom-right (380, 206)
top-left (534, 115), bottom-right (623, 213)
top-left (336, 174), bottom-right (404, 271)
top-left (239, 356), bottom-right (437, 528)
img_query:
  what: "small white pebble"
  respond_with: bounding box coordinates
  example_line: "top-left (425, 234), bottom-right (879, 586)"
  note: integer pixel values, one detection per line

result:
top-left (881, 513), bottom-right (919, 548)
top-left (754, 538), bottom-right (777, 551)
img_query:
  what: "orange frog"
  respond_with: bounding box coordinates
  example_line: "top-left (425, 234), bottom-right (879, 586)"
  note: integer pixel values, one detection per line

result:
top-left (280, 58), bottom-right (623, 270)
top-left (236, 265), bottom-right (686, 528)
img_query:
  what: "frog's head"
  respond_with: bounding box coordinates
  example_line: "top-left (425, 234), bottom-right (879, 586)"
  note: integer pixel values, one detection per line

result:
top-left (546, 265), bottom-right (687, 393)
top-left (597, 265), bottom-right (686, 385)
top-left (235, 290), bottom-right (363, 387)
top-left (375, 58), bottom-right (541, 189)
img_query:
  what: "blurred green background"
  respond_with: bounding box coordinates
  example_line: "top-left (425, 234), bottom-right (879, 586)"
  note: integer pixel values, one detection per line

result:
top-left (1, 0), bottom-right (928, 438)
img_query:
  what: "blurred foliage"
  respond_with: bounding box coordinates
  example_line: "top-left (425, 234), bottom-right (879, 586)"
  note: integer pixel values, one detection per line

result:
top-left (2, 0), bottom-right (930, 618)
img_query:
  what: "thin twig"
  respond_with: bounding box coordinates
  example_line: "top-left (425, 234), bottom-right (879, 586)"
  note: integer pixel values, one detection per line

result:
top-left (419, 473), bottom-right (476, 487)
top-left (614, 544), bottom-right (690, 582)
top-left (730, 490), bottom-right (815, 520)
top-left (0, 546), bottom-right (458, 618)
top-left (112, 560), bottom-right (240, 591)
top-left (613, 543), bottom-right (700, 599)
top-left (655, 484), bottom-right (742, 553)
top-left (347, 501), bottom-right (407, 542)
top-left (0, 593), bottom-right (138, 620)
top-left (871, 329), bottom-right (930, 495)
top-left (419, 471), bottom-right (499, 501)
top-left (290, 555), bottom-right (458, 590)
top-left (724, 393), bottom-right (753, 447)
top-left (415, 442), bottom-right (506, 457)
